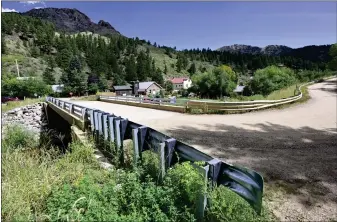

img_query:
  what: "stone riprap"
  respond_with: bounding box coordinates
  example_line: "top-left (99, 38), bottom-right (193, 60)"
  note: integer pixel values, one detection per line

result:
top-left (2, 103), bottom-right (47, 136)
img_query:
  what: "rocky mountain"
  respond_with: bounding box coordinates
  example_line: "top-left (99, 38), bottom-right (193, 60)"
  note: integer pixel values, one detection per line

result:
top-left (217, 44), bottom-right (332, 62)
top-left (21, 8), bottom-right (121, 36)
top-left (217, 44), bottom-right (292, 56)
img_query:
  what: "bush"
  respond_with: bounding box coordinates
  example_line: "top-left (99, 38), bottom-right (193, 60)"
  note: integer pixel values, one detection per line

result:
top-left (206, 186), bottom-right (270, 222)
top-left (251, 66), bottom-right (297, 96)
top-left (1, 77), bottom-right (52, 98)
top-left (2, 125), bottom-right (38, 152)
top-left (164, 162), bottom-right (206, 214)
top-left (45, 169), bottom-right (194, 221)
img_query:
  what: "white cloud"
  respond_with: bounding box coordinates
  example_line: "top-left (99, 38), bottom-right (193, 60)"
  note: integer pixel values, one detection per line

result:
top-left (34, 7), bottom-right (43, 9)
top-left (2, 7), bottom-right (18, 13)
top-left (26, 1), bottom-right (40, 4)
top-left (20, 1), bottom-right (46, 7)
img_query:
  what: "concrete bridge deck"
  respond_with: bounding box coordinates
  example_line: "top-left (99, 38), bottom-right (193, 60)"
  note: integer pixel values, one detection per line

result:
top-left (61, 78), bottom-right (337, 221)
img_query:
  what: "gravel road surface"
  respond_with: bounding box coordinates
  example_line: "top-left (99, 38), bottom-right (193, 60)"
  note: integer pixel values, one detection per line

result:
top-left (67, 78), bottom-right (337, 221)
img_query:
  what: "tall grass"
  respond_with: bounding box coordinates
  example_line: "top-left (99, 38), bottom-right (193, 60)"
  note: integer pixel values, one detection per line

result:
top-left (2, 124), bottom-right (271, 221)
top-left (2, 97), bottom-right (45, 112)
top-left (1, 125), bottom-right (99, 221)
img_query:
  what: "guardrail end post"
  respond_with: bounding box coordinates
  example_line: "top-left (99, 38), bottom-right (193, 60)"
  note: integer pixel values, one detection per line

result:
top-left (196, 165), bottom-right (210, 221)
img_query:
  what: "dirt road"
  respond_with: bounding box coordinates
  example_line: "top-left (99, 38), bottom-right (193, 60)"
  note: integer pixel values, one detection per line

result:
top-left (68, 78), bottom-right (337, 221)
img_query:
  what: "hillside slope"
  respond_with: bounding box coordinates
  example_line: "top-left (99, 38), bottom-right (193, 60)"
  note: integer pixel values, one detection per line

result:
top-left (22, 8), bottom-right (121, 36)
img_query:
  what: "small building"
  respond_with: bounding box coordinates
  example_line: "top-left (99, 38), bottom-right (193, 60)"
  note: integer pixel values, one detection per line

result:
top-left (138, 81), bottom-right (162, 96)
top-left (51, 84), bottom-right (64, 93)
top-left (169, 77), bottom-right (192, 91)
top-left (233, 85), bottom-right (246, 95)
top-left (112, 85), bottom-right (133, 96)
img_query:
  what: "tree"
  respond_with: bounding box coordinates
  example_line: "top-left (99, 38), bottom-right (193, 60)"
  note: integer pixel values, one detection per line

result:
top-left (188, 63), bottom-right (196, 75)
top-left (1, 37), bottom-right (7, 54)
top-left (328, 43), bottom-right (337, 71)
top-left (191, 67), bottom-right (237, 99)
top-left (164, 80), bottom-right (173, 93)
top-left (2, 77), bottom-right (52, 98)
top-left (152, 68), bottom-right (164, 85)
top-left (251, 65), bottom-right (297, 96)
top-left (43, 57), bottom-right (56, 85)
top-left (125, 55), bottom-right (137, 81)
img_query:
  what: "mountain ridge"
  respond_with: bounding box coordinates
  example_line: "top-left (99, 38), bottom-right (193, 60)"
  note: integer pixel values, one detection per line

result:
top-left (21, 7), bottom-right (121, 36)
top-left (217, 44), bottom-right (332, 60)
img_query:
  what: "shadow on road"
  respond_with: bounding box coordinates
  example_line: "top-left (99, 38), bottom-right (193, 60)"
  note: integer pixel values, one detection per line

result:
top-left (166, 122), bottom-right (337, 207)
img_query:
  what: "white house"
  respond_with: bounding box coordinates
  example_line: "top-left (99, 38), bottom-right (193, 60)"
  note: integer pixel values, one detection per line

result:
top-left (169, 77), bottom-right (192, 91)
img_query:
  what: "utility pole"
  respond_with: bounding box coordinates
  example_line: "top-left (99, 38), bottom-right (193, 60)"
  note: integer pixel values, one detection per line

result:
top-left (15, 59), bottom-right (20, 77)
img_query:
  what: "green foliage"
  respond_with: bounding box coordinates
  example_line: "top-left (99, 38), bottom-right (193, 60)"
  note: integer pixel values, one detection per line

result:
top-left (328, 43), bottom-right (337, 71)
top-left (251, 66), bottom-right (297, 96)
top-left (46, 167), bottom-right (194, 221)
top-left (164, 162), bottom-right (205, 213)
top-left (2, 36), bottom-right (7, 54)
top-left (206, 186), bottom-right (269, 222)
top-left (2, 125), bottom-right (38, 152)
top-left (2, 77), bottom-right (52, 98)
top-left (43, 56), bottom-right (56, 85)
top-left (191, 66), bottom-right (237, 98)
top-left (164, 80), bottom-right (174, 93)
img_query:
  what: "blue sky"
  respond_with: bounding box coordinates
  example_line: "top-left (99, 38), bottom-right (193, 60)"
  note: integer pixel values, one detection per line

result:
top-left (2, 1), bottom-right (336, 50)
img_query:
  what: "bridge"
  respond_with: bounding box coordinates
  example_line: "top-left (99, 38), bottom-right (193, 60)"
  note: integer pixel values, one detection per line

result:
top-left (47, 78), bottom-right (337, 221)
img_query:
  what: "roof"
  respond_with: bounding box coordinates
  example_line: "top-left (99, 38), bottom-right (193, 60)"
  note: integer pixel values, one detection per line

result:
top-left (233, 85), bottom-right (246, 93)
top-left (113, 85), bottom-right (132, 91)
top-left (138, 81), bottom-right (162, 90)
top-left (170, 77), bottom-right (189, 84)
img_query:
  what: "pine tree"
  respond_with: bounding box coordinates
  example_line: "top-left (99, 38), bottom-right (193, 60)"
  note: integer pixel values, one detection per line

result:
top-left (125, 55), bottom-right (137, 81)
top-left (43, 57), bottom-right (56, 85)
top-left (1, 38), bottom-right (7, 54)
top-left (188, 63), bottom-right (196, 75)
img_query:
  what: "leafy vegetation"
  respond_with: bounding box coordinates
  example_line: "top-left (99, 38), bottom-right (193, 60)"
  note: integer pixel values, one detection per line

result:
top-left (1, 75), bottom-right (52, 98)
top-left (250, 66), bottom-right (297, 96)
top-left (1, 97), bottom-right (45, 112)
top-left (2, 124), bottom-right (270, 221)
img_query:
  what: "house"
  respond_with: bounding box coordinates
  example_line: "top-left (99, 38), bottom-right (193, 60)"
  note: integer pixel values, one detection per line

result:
top-left (112, 84), bottom-right (133, 96)
top-left (138, 81), bottom-right (162, 96)
top-left (169, 77), bottom-right (192, 91)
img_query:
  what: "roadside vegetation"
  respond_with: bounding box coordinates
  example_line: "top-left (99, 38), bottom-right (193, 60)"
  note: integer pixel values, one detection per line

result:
top-left (2, 125), bottom-right (272, 221)
top-left (1, 97), bottom-right (46, 112)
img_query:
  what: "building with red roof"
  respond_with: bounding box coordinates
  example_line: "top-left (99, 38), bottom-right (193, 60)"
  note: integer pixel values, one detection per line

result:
top-left (169, 77), bottom-right (192, 91)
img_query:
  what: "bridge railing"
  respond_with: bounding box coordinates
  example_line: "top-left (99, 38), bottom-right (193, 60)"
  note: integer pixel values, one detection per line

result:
top-left (46, 96), bottom-right (264, 218)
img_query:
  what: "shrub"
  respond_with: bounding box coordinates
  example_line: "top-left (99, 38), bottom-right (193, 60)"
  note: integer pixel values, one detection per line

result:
top-left (206, 186), bottom-right (270, 222)
top-left (2, 125), bottom-right (38, 152)
top-left (251, 66), bottom-right (297, 96)
top-left (164, 161), bottom-right (206, 214)
top-left (45, 170), bottom-right (195, 221)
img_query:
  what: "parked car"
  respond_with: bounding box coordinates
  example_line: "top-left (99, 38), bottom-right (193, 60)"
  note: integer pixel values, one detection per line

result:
top-left (1, 96), bottom-right (19, 103)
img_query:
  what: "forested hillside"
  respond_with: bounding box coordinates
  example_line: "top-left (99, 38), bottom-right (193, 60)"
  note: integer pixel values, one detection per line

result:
top-left (1, 8), bottom-right (334, 97)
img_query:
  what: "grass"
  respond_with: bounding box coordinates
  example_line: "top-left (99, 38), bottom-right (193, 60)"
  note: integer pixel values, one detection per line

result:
top-left (2, 124), bottom-right (271, 221)
top-left (226, 84), bottom-right (300, 102)
top-left (1, 97), bottom-right (45, 113)
top-left (1, 125), bottom-right (100, 221)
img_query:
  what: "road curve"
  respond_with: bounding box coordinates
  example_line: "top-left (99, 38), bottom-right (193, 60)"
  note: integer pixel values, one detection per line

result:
top-left (67, 78), bottom-right (337, 221)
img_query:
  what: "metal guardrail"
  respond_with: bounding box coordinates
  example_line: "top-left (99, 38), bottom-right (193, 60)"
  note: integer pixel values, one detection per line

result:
top-left (46, 96), bottom-right (264, 218)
